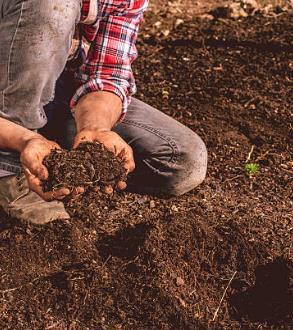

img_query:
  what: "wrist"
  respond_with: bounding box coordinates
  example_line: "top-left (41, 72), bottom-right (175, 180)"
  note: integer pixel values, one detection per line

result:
top-left (77, 127), bottom-right (110, 135)
top-left (18, 133), bottom-right (44, 153)
top-left (75, 91), bottom-right (123, 133)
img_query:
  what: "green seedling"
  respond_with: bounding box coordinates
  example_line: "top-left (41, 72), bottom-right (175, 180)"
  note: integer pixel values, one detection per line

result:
top-left (244, 163), bottom-right (259, 177)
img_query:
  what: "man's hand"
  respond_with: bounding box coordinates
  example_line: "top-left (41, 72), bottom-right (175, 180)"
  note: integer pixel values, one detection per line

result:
top-left (74, 129), bottom-right (135, 173)
top-left (20, 137), bottom-right (71, 201)
top-left (73, 129), bottom-right (135, 192)
top-left (74, 91), bottom-right (136, 193)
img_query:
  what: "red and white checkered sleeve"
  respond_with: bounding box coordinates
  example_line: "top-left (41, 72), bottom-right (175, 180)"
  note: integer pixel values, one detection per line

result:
top-left (71, 0), bottom-right (149, 117)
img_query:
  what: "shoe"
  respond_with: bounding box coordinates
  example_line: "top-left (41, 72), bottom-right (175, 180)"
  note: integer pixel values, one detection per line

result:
top-left (0, 174), bottom-right (70, 225)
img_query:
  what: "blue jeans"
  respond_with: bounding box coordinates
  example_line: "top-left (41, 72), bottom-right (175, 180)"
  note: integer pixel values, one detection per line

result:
top-left (0, 0), bottom-right (207, 196)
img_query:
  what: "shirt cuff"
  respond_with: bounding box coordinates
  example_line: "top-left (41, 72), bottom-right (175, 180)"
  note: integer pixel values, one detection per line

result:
top-left (70, 78), bottom-right (134, 120)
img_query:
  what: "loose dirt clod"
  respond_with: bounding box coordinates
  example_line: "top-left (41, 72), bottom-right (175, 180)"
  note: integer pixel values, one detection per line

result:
top-left (42, 142), bottom-right (126, 193)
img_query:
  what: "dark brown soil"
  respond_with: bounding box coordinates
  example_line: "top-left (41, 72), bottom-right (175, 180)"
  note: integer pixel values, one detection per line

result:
top-left (43, 142), bottom-right (126, 193)
top-left (0, 11), bottom-right (292, 330)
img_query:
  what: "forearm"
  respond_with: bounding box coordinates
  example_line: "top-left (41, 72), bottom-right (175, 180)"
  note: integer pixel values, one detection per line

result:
top-left (0, 118), bottom-right (41, 152)
top-left (74, 91), bottom-right (123, 133)
top-left (73, 91), bottom-right (135, 172)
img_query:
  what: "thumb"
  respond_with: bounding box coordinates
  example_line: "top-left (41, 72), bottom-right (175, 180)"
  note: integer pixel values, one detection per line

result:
top-left (36, 164), bottom-right (49, 180)
top-left (24, 164), bottom-right (48, 182)
top-left (26, 163), bottom-right (48, 180)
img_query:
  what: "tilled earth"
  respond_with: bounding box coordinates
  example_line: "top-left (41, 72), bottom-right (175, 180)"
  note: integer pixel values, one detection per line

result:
top-left (0, 11), bottom-right (292, 330)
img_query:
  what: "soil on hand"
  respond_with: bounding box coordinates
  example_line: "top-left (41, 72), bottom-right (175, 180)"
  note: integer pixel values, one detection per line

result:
top-left (0, 9), bottom-right (292, 330)
top-left (43, 142), bottom-right (126, 193)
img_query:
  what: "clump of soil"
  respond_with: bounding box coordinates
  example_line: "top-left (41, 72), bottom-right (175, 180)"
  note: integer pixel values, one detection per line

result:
top-left (42, 142), bottom-right (126, 193)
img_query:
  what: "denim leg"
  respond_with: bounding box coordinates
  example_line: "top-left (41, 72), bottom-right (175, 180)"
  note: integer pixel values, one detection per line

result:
top-left (0, 0), bottom-right (80, 174)
top-left (114, 99), bottom-right (208, 196)
top-left (39, 71), bottom-right (76, 150)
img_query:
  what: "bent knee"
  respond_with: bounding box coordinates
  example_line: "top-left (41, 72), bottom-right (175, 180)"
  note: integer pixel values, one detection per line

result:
top-left (24, 0), bottom-right (80, 64)
top-left (30, 0), bottom-right (80, 35)
top-left (170, 134), bottom-right (208, 196)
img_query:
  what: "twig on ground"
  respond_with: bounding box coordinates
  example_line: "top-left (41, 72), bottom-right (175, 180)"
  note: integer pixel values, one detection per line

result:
top-left (121, 256), bottom-right (139, 270)
top-left (45, 322), bottom-right (61, 330)
top-left (255, 150), bottom-right (270, 162)
top-left (212, 271), bottom-right (237, 322)
top-left (246, 145), bottom-right (255, 163)
top-left (0, 276), bottom-right (41, 294)
top-left (101, 255), bottom-right (112, 269)
top-left (223, 175), bottom-right (243, 183)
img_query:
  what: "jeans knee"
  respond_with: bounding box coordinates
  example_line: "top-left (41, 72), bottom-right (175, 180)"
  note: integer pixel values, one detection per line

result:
top-left (170, 134), bottom-right (208, 196)
top-left (30, 0), bottom-right (80, 37)
top-left (23, 0), bottom-right (81, 72)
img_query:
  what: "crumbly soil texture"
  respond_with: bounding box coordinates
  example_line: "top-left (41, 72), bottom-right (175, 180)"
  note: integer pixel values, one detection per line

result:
top-left (42, 142), bottom-right (126, 193)
top-left (0, 10), bottom-right (292, 330)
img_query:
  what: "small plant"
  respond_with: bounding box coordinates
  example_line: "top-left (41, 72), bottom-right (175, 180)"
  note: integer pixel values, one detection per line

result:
top-left (244, 163), bottom-right (260, 177)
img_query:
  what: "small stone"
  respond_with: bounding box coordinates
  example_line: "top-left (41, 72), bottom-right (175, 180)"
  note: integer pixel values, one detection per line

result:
top-left (175, 18), bottom-right (184, 28)
top-left (162, 29), bottom-right (170, 37)
top-left (171, 205), bottom-right (179, 212)
top-left (176, 276), bottom-right (185, 286)
top-left (149, 200), bottom-right (156, 208)
top-left (153, 21), bottom-right (162, 28)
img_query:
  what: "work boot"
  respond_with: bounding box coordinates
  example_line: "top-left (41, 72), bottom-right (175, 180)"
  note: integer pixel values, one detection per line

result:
top-left (0, 174), bottom-right (70, 225)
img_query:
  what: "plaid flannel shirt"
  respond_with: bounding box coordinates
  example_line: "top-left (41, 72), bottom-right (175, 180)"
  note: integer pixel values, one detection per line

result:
top-left (69, 0), bottom-right (149, 115)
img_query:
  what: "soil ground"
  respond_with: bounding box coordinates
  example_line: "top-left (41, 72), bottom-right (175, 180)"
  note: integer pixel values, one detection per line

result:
top-left (0, 3), bottom-right (292, 330)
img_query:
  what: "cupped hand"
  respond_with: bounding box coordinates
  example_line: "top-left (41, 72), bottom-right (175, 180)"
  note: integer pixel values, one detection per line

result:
top-left (73, 129), bottom-right (135, 192)
top-left (20, 136), bottom-right (71, 201)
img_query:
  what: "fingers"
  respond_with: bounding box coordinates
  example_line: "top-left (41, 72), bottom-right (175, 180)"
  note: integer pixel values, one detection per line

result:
top-left (74, 130), bottom-right (135, 173)
top-left (118, 147), bottom-right (135, 173)
top-left (24, 168), bottom-right (71, 201)
top-left (52, 187), bottom-right (71, 199)
top-left (71, 186), bottom-right (85, 197)
top-left (21, 153), bottom-right (48, 180)
top-left (42, 188), bottom-right (71, 202)
top-left (117, 181), bottom-right (127, 191)
top-left (24, 168), bottom-right (42, 192)
top-left (20, 139), bottom-right (60, 179)
top-left (36, 165), bottom-right (49, 180)
top-left (103, 185), bottom-right (114, 195)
